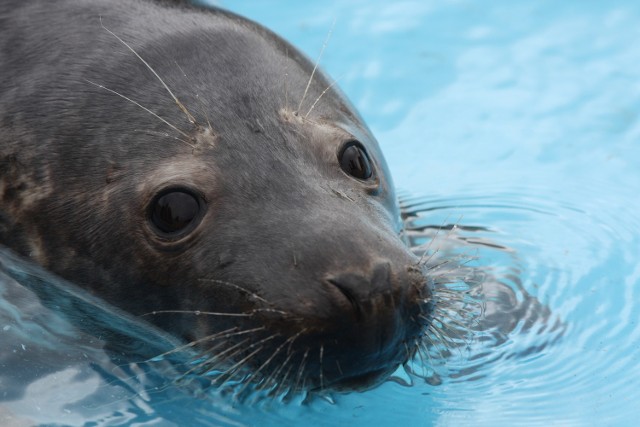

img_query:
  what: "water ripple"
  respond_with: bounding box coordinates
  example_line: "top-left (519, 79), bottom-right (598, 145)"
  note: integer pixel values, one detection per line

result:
top-left (383, 181), bottom-right (640, 425)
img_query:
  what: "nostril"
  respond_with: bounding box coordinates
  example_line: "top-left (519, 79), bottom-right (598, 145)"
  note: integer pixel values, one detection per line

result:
top-left (327, 278), bottom-right (364, 321)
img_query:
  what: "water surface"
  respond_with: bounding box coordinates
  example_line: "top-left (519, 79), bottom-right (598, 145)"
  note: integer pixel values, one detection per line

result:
top-left (2, 0), bottom-right (640, 425)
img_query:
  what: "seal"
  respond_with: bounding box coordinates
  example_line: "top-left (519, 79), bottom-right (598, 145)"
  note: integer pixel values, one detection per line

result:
top-left (0, 0), bottom-right (432, 393)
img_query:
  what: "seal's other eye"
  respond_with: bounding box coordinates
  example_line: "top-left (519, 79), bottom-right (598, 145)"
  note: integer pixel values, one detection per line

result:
top-left (150, 189), bottom-right (202, 235)
top-left (339, 141), bottom-right (373, 180)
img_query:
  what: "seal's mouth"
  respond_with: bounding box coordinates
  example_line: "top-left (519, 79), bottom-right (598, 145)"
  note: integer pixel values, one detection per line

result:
top-left (182, 264), bottom-right (432, 396)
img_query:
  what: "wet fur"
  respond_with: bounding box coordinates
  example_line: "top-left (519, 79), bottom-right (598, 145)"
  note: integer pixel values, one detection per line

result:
top-left (0, 0), bottom-right (431, 393)
top-left (0, 0), bottom-right (556, 397)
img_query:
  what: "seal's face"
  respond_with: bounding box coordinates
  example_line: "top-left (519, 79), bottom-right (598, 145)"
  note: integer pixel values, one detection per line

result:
top-left (133, 124), bottom-right (428, 390)
top-left (0, 2), bottom-right (431, 392)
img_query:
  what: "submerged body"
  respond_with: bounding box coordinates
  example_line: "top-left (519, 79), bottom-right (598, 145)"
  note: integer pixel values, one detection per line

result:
top-left (0, 0), bottom-right (432, 391)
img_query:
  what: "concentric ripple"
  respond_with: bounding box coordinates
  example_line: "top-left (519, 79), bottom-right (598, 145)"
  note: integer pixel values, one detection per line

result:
top-left (387, 183), bottom-right (640, 426)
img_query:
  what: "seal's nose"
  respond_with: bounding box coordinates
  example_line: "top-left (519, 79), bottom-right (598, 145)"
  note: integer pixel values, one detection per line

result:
top-left (310, 260), bottom-right (426, 388)
top-left (239, 257), bottom-right (429, 391)
top-left (326, 273), bottom-right (369, 322)
top-left (325, 262), bottom-right (401, 324)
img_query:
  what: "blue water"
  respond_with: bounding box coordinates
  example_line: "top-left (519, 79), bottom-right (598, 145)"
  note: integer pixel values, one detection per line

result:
top-left (2, 0), bottom-right (640, 425)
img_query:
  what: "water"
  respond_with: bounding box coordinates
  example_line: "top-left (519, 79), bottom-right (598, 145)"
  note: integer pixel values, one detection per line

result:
top-left (2, 0), bottom-right (640, 425)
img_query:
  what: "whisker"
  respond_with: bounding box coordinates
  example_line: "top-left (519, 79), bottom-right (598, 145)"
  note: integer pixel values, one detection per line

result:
top-left (420, 313), bottom-right (469, 346)
top-left (204, 326), bottom-right (267, 342)
top-left (175, 326), bottom-right (266, 363)
top-left (293, 348), bottom-right (310, 391)
top-left (148, 326), bottom-right (239, 361)
top-left (426, 259), bottom-right (455, 272)
top-left (274, 357), bottom-right (295, 397)
top-left (417, 214), bottom-right (451, 264)
top-left (212, 334), bottom-right (279, 386)
top-left (305, 74), bottom-right (343, 118)
top-left (416, 247), bottom-right (440, 267)
top-left (258, 352), bottom-right (288, 392)
top-left (194, 93), bottom-right (214, 133)
top-left (295, 115), bottom-right (324, 128)
top-left (236, 331), bottom-right (300, 395)
top-left (213, 346), bottom-right (264, 386)
top-left (433, 309), bottom-right (476, 329)
top-left (404, 340), bottom-right (412, 360)
top-left (427, 322), bottom-right (460, 353)
top-left (432, 305), bottom-right (479, 323)
top-left (254, 329), bottom-right (307, 395)
top-left (415, 214), bottom-right (467, 268)
top-left (189, 331), bottom-right (271, 381)
top-left (180, 336), bottom-right (251, 379)
top-left (100, 17), bottom-right (197, 125)
top-left (173, 60), bottom-right (215, 133)
top-left (134, 128), bottom-right (193, 146)
top-left (414, 340), bottom-right (431, 378)
top-left (319, 344), bottom-right (325, 392)
top-left (85, 79), bottom-right (193, 144)
top-left (287, 328), bottom-right (308, 355)
top-left (141, 309), bottom-right (252, 318)
top-left (296, 18), bottom-right (336, 114)
top-left (422, 327), bottom-right (450, 360)
top-left (251, 307), bottom-right (293, 317)
top-left (432, 287), bottom-right (473, 297)
top-left (284, 47), bottom-right (290, 110)
top-left (198, 278), bottom-right (270, 305)
top-left (189, 339), bottom-right (229, 364)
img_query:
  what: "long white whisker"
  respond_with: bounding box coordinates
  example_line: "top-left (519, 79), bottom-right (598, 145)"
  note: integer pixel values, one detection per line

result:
top-left (85, 79), bottom-right (193, 144)
top-left (198, 278), bottom-right (270, 305)
top-left (100, 17), bottom-right (197, 125)
top-left (297, 18), bottom-right (336, 113)
top-left (305, 74), bottom-right (343, 118)
top-left (141, 309), bottom-right (252, 317)
top-left (134, 129), bottom-right (192, 146)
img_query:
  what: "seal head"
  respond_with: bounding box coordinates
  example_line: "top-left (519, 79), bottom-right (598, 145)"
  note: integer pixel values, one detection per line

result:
top-left (0, 0), bottom-right (431, 391)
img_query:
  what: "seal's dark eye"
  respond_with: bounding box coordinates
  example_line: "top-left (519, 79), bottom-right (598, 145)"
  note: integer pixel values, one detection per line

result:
top-left (339, 141), bottom-right (373, 180)
top-left (150, 190), bottom-right (202, 235)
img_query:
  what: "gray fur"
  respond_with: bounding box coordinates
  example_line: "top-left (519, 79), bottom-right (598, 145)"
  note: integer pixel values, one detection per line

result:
top-left (0, 0), bottom-right (429, 391)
